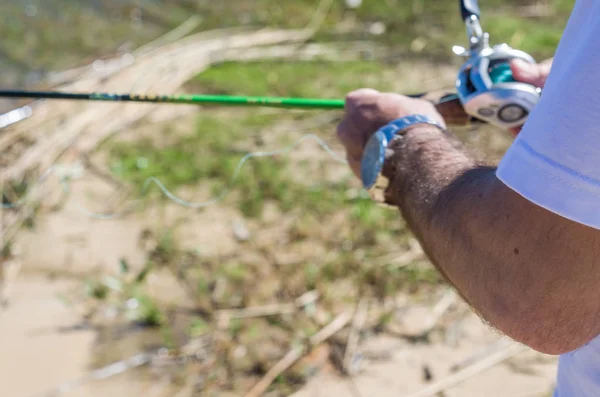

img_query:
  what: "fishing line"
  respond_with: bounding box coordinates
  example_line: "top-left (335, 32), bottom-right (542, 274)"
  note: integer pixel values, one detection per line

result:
top-left (2, 167), bottom-right (58, 209)
top-left (3, 133), bottom-right (347, 220)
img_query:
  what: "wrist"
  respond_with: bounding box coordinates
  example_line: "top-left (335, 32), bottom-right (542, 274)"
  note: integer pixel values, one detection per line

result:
top-left (382, 125), bottom-right (448, 207)
top-left (360, 114), bottom-right (447, 206)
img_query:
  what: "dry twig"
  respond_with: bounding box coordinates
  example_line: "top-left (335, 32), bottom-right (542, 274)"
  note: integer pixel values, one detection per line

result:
top-left (387, 289), bottom-right (457, 339)
top-left (450, 338), bottom-right (513, 372)
top-left (343, 298), bottom-right (369, 375)
top-left (244, 346), bottom-right (305, 397)
top-left (33, 353), bottom-right (153, 397)
top-left (217, 290), bottom-right (319, 328)
top-left (244, 310), bottom-right (353, 397)
top-left (401, 343), bottom-right (527, 397)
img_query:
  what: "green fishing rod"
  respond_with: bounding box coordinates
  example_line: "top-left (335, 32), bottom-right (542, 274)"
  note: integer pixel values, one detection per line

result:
top-left (0, 89), bottom-right (439, 110)
top-left (0, 89), bottom-right (473, 130)
top-left (0, 89), bottom-right (348, 110)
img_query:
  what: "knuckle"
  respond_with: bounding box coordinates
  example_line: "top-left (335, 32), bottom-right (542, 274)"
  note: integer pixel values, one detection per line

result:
top-left (375, 93), bottom-right (394, 109)
top-left (346, 88), bottom-right (380, 104)
top-left (375, 93), bottom-right (402, 115)
top-left (349, 88), bottom-right (379, 97)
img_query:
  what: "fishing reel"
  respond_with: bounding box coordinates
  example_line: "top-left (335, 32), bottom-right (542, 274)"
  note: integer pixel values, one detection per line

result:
top-left (454, 1), bottom-right (541, 130)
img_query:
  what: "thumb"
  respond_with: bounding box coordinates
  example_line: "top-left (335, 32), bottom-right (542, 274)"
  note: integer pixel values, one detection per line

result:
top-left (510, 59), bottom-right (546, 88)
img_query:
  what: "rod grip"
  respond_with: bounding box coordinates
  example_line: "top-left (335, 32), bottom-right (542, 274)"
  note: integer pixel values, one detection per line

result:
top-left (416, 91), bottom-right (475, 126)
top-left (460, 0), bottom-right (480, 20)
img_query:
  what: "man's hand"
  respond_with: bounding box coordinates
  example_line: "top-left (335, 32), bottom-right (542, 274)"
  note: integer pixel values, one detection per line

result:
top-left (509, 57), bottom-right (553, 135)
top-left (511, 57), bottom-right (553, 88)
top-left (336, 88), bottom-right (446, 179)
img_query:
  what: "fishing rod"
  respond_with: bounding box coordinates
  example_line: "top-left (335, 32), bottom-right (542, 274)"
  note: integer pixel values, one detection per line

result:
top-left (0, 0), bottom-right (541, 131)
top-left (0, 90), bottom-right (379, 110)
top-left (0, 89), bottom-right (473, 125)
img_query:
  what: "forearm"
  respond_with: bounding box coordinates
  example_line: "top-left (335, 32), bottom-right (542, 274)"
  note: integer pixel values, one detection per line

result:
top-left (386, 126), bottom-right (600, 354)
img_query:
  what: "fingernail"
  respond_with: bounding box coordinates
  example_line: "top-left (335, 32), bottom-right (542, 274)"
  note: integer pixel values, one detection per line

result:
top-left (510, 58), bottom-right (531, 70)
top-left (510, 59), bottom-right (537, 81)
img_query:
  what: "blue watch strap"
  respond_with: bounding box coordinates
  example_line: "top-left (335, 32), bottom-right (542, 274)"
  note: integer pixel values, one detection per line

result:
top-left (361, 114), bottom-right (445, 191)
top-left (382, 114), bottom-right (445, 143)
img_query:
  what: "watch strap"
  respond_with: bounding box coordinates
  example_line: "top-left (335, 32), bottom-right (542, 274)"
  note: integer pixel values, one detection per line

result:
top-left (384, 114), bottom-right (446, 143)
top-left (361, 114), bottom-right (446, 204)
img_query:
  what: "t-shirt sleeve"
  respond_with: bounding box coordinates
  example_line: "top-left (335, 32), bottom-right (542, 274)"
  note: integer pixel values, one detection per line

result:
top-left (496, 0), bottom-right (600, 229)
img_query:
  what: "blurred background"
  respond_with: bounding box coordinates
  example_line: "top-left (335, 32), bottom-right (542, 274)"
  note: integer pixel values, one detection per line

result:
top-left (0, 1), bottom-right (572, 397)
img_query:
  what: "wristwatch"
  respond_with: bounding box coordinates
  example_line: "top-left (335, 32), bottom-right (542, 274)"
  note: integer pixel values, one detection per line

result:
top-left (361, 114), bottom-right (446, 204)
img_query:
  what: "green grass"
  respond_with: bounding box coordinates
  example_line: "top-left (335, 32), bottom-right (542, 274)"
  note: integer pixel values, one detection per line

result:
top-left (0, 0), bottom-right (573, 89)
top-left (108, 112), bottom-right (302, 217)
top-left (191, 60), bottom-right (391, 98)
top-left (0, 1), bottom-right (164, 87)
top-left (347, 0), bottom-right (572, 60)
top-left (107, 105), bottom-right (402, 228)
top-left (188, 317), bottom-right (209, 337)
top-left (109, 116), bottom-right (245, 188)
top-left (485, 15), bottom-right (566, 58)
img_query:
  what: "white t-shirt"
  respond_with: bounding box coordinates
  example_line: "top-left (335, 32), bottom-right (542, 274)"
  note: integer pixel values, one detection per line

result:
top-left (496, 0), bottom-right (600, 395)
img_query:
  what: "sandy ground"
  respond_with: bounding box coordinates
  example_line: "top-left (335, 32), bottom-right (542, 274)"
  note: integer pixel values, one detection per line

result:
top-left (293, 322), bottom-right (558, 397)
top-left (0, 169), bottom-right (559, 397)
top-left (1, 110), bottom-right (558, 397)
top-left (1, 107), bottom-right (558, 397)
top-left (0, 277), bottom-right (559, 397)
top-left (0, 277), bottom-right (95, 397)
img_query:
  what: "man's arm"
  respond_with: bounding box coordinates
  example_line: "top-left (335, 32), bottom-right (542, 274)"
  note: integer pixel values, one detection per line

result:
top-left (337, 85), bottom-right (600, 356)
top-left (386, 124), bottom-right (600, 355)
top-left (338, 0), bottom-right (600, 357)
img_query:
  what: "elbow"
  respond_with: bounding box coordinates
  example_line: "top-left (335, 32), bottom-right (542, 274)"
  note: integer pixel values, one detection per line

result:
top-left (486, 292), bottom-right (599, 356)
top-left (512, 329), bottom-right (587, 356)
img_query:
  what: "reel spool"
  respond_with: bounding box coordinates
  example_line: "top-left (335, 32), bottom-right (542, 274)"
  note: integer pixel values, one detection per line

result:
top-left (454, 5), bottom-right (541, 130)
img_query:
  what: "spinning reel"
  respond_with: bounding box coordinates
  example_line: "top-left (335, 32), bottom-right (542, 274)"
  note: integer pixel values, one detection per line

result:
top-left (454, 0), bottom-right (542, 130)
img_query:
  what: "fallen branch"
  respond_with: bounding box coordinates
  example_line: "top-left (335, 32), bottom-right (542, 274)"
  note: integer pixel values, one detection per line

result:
top-left (401, 343), bottom-right (527, 397)
top-left (387, 289), bottom-right (457, 339)
top-left (214, 41), bottom-right (386, 64)
top-left (134, 16), bottom-right (203, 57)
top-left (219, 303), bottom-right (296, 325)
top-left (343, 298), bottom-right (369, 375)
top-left (309, 310), bottom-right (353, 346)
top-left (450, 338), bottom-right (513, 372)
top-left (217, 290), bottom-right (319, 328)
top-left (244, 345), bottom-right (305, 397)
top-left (31, 332), bottom-right (213, 397)
top-left (244, 309), bottom-right (353, 397)
top-left (33, 352), bottom-right (153, 397)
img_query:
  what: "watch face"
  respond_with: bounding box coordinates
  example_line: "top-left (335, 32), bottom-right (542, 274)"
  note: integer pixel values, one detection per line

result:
top-left (361, 130), bottom-right (387, 189)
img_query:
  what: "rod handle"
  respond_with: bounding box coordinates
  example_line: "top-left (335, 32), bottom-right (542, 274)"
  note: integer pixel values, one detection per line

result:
top-left (421, 92), bottom-right (476, 126)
